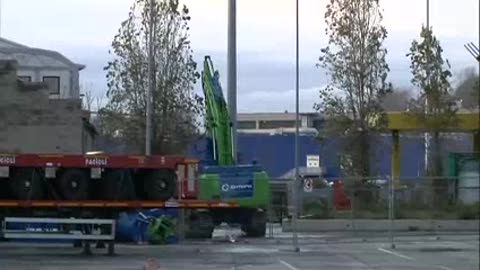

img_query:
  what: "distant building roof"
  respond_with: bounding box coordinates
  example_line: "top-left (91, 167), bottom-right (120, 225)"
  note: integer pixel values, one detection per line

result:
top-left (0, 37), bottom-right (85, 70)
top-left (238, 127), bottom-right (318, 136)
top-left (238, 112), bottom-right (322, 121)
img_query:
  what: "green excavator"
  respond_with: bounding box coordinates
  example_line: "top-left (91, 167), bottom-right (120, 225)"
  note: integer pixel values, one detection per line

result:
top-left (195, 56), bottom-right (271, 237)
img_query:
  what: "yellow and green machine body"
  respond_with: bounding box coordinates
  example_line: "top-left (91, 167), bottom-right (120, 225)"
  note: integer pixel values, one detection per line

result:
top-left (197, 56), bottom-right (270, 237)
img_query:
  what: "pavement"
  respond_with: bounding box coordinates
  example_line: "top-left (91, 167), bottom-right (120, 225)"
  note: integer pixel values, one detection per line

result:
top-left (282, 219), bottom-right (480, 232)
top-left (0, 231), bottom-right (478, 270)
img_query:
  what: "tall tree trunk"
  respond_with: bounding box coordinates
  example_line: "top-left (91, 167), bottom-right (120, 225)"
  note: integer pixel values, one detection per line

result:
top-left (354, 130), bottom-right (374, 208)
top-left (431, 131), bottom-right (446, 205)
top-left (358, 130), bottom-right (370, 181)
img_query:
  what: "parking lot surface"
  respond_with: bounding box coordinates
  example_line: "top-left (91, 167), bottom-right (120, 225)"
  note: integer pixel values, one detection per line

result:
top-left (0, 232), bottom-right (478, 270)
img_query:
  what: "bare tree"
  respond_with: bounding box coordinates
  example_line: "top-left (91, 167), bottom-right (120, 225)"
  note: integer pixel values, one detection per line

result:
top-left (454, 67), bottom-right (479, 109)
top-left (82, 91), bottom-right (94, 112)
top-left (382, 88), bottom-right (412, 111)
top-left (80, 83), bottom-right (95, 112)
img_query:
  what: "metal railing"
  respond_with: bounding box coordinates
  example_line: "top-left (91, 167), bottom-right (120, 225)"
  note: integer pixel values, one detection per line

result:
top-left (267, 176), bottom-right (479, 247)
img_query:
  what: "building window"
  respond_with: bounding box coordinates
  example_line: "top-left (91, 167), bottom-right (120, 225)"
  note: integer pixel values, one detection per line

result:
top-left (238, 121), bottom-right (257, 129)
top-left (18, 76), bottom-right (32, 83)
top-left (259, 120), bottom-right (298, 129)
top-left (42, 76), bottom-right (60, 95)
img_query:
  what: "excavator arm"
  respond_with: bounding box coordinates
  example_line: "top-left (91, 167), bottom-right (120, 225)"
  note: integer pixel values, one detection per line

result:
top-left (201, 56), bottom-right (235, 166)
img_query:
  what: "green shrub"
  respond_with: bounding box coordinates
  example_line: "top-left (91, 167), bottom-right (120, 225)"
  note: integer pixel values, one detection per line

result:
top-left (457, 202), bottom-right (480, 220)
top-left (302, 199), bottom-right (333, 219)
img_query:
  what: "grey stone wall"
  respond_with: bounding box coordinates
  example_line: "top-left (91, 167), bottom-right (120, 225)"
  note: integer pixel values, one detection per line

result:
top-left (0, 60), bottom-right (88, 154)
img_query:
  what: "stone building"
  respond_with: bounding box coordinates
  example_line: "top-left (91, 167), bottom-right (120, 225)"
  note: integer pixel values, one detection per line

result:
top-left (0, 60), bottom-right (94, 154)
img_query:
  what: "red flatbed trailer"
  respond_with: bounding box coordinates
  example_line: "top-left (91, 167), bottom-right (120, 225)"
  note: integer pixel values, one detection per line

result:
top-left (0, 153), bottom-right (199, 202)
top-left (0, 153), bottom-right (232, 252)
top-left (0, 153), bottom-right (188, 169)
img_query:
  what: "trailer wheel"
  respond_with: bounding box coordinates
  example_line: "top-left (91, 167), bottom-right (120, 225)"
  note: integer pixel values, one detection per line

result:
top-left (102, 169), bottom-right (135, 200)
top-left (144, 170), bottom-right (176, 200)
top-left (10, 168), bottom-right (45, 200)
top-left (241, 210), bottom-right (266, 237)
top-left (57, 169), bottom-right (89, 200)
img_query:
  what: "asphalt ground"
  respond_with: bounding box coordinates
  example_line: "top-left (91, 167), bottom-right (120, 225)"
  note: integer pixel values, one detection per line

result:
top-left (0, 232), bottom-right (478, 270)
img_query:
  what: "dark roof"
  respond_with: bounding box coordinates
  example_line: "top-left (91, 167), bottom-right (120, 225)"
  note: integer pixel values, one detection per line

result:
top-left (0, 37), bottom-right (85, 70)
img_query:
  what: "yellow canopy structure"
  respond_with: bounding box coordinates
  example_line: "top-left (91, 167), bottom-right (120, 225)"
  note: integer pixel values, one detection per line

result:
top-left (386, 112), bottom-right (479, 187)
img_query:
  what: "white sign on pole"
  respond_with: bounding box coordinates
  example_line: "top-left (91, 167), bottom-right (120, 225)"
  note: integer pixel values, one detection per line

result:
top-left (306, 155), bottom-right (320, 168)
top-left (303, 179), bottom-right (313, 192)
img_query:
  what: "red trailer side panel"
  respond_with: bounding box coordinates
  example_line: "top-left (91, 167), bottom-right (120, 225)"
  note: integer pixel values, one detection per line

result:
top-left (0, 154), bottom-right (195, 169)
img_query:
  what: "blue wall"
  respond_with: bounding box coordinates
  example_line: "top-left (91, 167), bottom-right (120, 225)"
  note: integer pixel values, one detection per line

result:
top-left (189, 133), bottom-right (473, 179)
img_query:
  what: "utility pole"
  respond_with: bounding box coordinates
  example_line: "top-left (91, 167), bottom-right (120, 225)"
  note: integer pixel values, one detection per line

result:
top-left (426, 0), bottom-right (430, 29)
top-left (146, 0), bottom-right (155, 156)
top-left (424, 0), bottom-right (430, 174)
top-left (292, 0), bottom-right (300, 252)
top-left (0, 0), bottom-right (2, 37)
top-left (227, 0), bottom-right (237, 162)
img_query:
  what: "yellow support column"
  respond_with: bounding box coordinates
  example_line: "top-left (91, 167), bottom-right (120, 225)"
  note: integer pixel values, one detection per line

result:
top-left (391, 130), bottom-right (400, 188)
top-left (474, 131), bottom-right (480, 153)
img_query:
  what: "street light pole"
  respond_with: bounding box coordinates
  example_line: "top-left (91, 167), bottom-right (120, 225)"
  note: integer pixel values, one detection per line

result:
top-left (0, 0), bottom-right (2, 37)
top-left (146, 0), bottom-right (154, 156)
top-left (228, 0), bottom-right (237, 162)
top-left (426, 0), bottom-right (430, 29)
top-left (424, 0), bottom-right (430, 173)
top-left (292, 0), bottom-right (300, 252)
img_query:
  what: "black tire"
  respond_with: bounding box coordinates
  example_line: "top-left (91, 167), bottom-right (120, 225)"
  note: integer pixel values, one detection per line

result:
top-left (57, 169), bottom-right (89, 200)
top-left (242, 210), bottom-right (266, 237)
top-left (10, 168), bottom-right (45, 200)
top-left (143, 170), bottom-right (176, 200)
top-left (101, 169), bottom-right (136, 200)
top-left (186, 211), bottom-right (215, 239)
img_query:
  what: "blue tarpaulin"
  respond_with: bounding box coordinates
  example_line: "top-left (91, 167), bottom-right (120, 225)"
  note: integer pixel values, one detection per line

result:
top-left (116, 209), bottom-right (179, 244)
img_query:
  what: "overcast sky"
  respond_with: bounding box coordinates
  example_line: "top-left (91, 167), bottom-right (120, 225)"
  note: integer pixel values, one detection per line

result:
top-left (2, 0), bottom-right (479, 112)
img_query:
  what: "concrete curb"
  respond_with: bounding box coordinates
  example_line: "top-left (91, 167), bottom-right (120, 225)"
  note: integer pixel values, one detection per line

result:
top-left (281, 219), bottom-right (480, 232)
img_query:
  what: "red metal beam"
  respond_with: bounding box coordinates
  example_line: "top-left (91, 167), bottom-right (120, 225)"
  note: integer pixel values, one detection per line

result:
top-left (0, 154), bottom-right (199, 169)
top-left (0, 200), bottom-right (239, 209)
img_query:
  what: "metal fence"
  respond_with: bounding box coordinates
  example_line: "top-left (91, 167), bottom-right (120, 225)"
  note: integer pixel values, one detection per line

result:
top-left (113, 175), bottom-right (478, 245)
top-left (267, 176), bottom-right (479, 245)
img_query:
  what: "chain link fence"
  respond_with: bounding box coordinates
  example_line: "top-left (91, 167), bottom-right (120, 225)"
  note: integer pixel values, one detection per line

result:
top-left (114, 174), bottom-right (478, 245)
top-left (267, 175), bottom-right (479, 243)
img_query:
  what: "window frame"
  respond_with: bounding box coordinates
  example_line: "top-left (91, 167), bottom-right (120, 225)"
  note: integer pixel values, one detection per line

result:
top-left (237, 121), bottom-right (257, 129)
top-left (42, 76), bottom-right (61, 95)
top-left (259, 120), bottom-right (298, 129)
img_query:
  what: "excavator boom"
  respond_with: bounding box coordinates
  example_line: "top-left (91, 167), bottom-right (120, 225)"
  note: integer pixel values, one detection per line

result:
top-left (201, 56), bottom-right (235, 166)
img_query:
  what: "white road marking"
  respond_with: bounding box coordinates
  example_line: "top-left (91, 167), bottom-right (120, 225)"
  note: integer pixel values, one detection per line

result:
top-left (279, 259), bottom-right (300, 270)
top-left (377, 247), bottom-right (415, 261)
top-left (435, 266), bottom-right (453, 270)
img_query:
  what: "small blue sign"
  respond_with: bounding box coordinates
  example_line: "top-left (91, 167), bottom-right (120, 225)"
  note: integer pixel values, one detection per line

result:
top-left (220, 177), bottom-right (254, 198)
